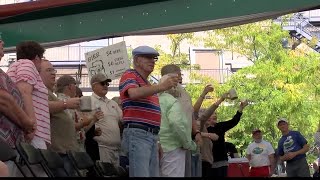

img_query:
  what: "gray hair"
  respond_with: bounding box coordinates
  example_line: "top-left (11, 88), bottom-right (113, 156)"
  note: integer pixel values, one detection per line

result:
top-left (161, 64), bottom-right (181, 76)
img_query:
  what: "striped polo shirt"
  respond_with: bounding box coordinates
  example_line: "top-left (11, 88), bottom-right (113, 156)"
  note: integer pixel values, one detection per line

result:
top-left (119, 69), bottom-right (161, 128)
top-left (7, 59), bottom-right (51, 144)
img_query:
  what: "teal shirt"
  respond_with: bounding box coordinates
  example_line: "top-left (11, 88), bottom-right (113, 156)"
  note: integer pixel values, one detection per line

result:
top-left (159, 93), bottom-right (197, 152)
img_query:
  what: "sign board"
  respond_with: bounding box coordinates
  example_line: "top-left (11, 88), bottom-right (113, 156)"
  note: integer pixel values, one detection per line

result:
top-left (84, 41), bottom-right (130, 80)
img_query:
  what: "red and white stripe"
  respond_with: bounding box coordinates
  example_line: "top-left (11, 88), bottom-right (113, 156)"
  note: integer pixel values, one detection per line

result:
top-left (7, 59), bottom-right (51, 144)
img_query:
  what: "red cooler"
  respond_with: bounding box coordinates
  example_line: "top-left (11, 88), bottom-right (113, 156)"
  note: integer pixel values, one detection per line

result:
top-left (227, 158), bottom-right (250, 177)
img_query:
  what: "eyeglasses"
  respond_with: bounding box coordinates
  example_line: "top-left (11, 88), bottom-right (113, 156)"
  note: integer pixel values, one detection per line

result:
top-left (139, 55), bottom-right (158, 61)
top-left (99, 81), bottom-right (110, 86)
top-left (46, 68), bottom-right (57, 74)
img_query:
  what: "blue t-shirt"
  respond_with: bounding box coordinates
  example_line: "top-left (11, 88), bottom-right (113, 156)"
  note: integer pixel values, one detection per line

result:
top-left (277, 131), bottom-right (307, 162)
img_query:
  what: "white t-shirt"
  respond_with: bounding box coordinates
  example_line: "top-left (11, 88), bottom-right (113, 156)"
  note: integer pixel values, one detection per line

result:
top-left (246, 140), bottom-right (275, 167)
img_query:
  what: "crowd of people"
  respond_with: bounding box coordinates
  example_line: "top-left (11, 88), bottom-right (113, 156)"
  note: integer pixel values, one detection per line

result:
top-left (0, 37), bottom-right (316, 177)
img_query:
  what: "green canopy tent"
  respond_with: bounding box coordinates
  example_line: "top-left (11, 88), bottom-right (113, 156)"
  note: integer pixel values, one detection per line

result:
top-left (1, 0), bottom-right (320, 52)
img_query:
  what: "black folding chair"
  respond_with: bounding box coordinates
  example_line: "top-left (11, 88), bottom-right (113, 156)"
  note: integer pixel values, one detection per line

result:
top-left (38, 149), bottom-right (69, 177)
top-left (67, 150), bottom-right (102, 177)
top-left (95, 161), bottom-right (128, 177)
top-left (15, 142), bottom-right (51, 177)
top-left (117, 164), bottom-right (129, 177)
top-left (0, 140), bottom-right (26, 177)
top-left (95, 161), bottom-right (117, 177)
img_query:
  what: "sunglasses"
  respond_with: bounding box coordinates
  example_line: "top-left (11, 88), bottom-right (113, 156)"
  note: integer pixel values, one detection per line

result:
top-left (99, 81), bottom-right (110, 86)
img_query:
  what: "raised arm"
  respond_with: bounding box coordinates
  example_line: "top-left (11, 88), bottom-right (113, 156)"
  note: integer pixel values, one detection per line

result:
top-left (48, 97), bottom-right (80, 113)
top-left (219, 100), bottom-right (249, 132)
top-left (199, 93), bottom-right (228, 131)
top-left (127, 76), bottom-right (179, 100)
top-left (193, 84), bottom-right (214, 114)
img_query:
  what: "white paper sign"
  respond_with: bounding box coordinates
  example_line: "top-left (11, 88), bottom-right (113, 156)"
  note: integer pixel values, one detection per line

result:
top-left (84, 41), bottom-right (130, 80)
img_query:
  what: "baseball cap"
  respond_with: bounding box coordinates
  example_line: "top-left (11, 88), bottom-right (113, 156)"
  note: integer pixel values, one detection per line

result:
top-left (252, 129), bottom-right (261, 134)
top-left (277, 118), bottom-right (288, 125)
top-left (90, 73), bottom-right (112, 85)
top-left (132, 46), bottom-right (159, 57)
top-left (56, 75), bottom-right (80, 88)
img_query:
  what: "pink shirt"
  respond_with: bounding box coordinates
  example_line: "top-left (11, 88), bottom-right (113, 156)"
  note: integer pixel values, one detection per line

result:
top-left (7, 59), bottom-right (51, 144)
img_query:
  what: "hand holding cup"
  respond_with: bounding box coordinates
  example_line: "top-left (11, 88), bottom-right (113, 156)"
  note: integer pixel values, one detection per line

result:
top-left (79, 96), bottom-right (91, 112)
top-left (221, 92), bottom-right (230, 100)
top-left (94, 109), bottom-right (104, 121)
top-left (228, 88), bottom-right (238, 100)
top-left (240, 99), bottom-right (249, 108)
top-left (159, 74), bottom-right (179, 91)
top-left (66, 97), bottom-right (81, 109)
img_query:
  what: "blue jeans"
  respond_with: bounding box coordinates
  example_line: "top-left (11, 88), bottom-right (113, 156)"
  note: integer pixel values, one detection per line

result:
top-left (121, 128), bottom-right (159, 177)
top-left (191, 153), bottom-right (202, 177)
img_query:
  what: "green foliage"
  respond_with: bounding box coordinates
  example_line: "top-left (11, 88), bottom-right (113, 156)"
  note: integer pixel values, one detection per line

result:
top-left (204, 20), bottom-right (289, 63)
top-left (127, 46), bottom-right (133, 68)
top-left (153, 33), bottom-right (194, 75)
top-left (222, 52), bottom-right (320, 154)
top-left (309, 36), bottom-right (319, 48)
top-left (152, 21), bottom-right (320, 164)
top-left (190, 20), bottom-right (320, 162)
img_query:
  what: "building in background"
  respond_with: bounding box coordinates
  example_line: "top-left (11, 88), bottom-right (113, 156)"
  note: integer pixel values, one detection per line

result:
top-left (0, 34), bottom-right (253, 98)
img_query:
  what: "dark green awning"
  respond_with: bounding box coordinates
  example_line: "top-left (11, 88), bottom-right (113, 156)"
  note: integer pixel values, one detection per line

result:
top-left (1, 0), bottom-right (320, 52)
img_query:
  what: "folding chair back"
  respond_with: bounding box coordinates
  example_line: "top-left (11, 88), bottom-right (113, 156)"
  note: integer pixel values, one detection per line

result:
top-left (117, 165), bottom-right (129, 177)
top-left (0, 140), bottom-right (26, 177)
top-left (95, 161), bottom-right (128, 177)
top-left (95, 161), bottom-right (118, 177)
top-left (0, 140), bottom-right (18, 162)
top-left (15, 142), bottom-right (50, 177)
top-left (16, 142), bottom-right (42, 164)
top-left (67, 151), bottom-right (101, 177)
top-left (39, 149), bottom-right (68, 177)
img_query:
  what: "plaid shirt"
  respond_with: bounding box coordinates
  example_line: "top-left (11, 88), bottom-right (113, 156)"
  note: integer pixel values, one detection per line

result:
top-left (0, 69), bottom-right (25, 148)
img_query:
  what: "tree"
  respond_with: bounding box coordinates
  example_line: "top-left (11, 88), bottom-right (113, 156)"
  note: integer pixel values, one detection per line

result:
top-left (204, 20), bottom-right (289, 63)
top-left (186, 20), bottom-right (320, 162)
top-left (222, 52), bottom-right (320, 155)
top-left (150, 22), bottom-right (320, 163)
top-left (153, 33), bottom-right (196, 75)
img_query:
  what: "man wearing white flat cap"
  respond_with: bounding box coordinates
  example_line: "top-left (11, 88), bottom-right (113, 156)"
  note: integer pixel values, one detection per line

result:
top-left (119, 46), bottom-right (179, 177)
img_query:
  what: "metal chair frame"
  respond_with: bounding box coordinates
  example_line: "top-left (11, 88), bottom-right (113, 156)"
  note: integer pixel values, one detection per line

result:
top-left (0, 140), bottom-right (26, 177)
top-left (15, 142), bottom-right (52, 177)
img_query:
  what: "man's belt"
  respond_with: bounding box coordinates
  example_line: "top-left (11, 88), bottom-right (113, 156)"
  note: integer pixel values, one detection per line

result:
top-left (126, 123), bottom-right (159, 135)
